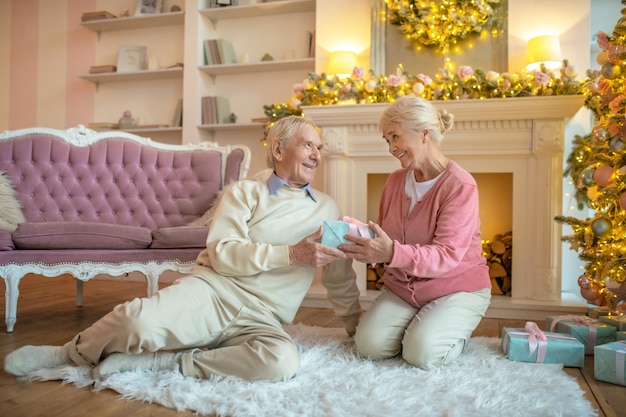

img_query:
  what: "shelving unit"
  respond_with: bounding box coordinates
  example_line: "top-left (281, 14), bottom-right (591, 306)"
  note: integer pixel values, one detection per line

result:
top-left (79, 9), bottom-right (185, 139)
top-left (190, 0), bottom-right (316, 173)
top-left (78, 1), bottom-right (316, 156)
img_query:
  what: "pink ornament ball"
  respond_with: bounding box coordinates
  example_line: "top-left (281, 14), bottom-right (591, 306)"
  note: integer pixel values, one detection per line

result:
top-left (580, 286), bottom-right (603, 305)
top-left (592, 165), bottom-right (616, 186)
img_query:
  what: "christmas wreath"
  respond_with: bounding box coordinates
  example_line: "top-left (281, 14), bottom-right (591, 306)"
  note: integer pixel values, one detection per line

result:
top-left (386, 0), bottom-right (500, 54)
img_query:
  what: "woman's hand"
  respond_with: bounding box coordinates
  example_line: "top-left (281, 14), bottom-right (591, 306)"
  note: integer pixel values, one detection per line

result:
top-left (339, 221), bottom-right (394, 265)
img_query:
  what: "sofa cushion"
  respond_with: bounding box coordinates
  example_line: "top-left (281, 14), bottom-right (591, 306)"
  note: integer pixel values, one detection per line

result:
top-left (0, 229), bottom-right (14, 250)
top-left (13, 222), bottom-right (152, 250)
top-left (150, 226), bottom-right (209, 249)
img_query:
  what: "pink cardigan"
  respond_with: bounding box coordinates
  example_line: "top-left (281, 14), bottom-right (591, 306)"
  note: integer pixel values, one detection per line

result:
top-left (378, 161), bottom-right (491, 307)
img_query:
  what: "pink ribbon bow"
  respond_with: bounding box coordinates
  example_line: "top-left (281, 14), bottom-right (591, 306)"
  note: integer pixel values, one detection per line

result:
top-left (342, 216), bottom-right (372, 239)
top-left (549, 314), bottom-right (598, 354)
top-left (524, 321), bottom-right (548, 362)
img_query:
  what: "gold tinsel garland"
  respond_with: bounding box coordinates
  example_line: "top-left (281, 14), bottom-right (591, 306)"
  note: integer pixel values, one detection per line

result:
top-left (385, 0), bottom-right (501, 54)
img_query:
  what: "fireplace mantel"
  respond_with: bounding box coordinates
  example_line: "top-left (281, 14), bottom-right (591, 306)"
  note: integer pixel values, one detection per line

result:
top-left (303, 95), bottom-right (590, 320)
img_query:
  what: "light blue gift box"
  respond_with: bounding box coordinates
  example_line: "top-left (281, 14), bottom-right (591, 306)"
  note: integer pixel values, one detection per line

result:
top-left (545, 315), bottom-right (617, 355)
top-left (321, 220), bottom-right (375, 248)
top-left (501, 326), bottom-right (585, 367)
top-left (594, 341), bottom-right (626, 386)
top-left (600, 314), bottom-right (626, 331)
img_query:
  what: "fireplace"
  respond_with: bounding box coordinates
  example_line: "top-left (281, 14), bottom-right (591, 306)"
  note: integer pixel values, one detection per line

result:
top-left (303, 95), bottom-right (590, 320)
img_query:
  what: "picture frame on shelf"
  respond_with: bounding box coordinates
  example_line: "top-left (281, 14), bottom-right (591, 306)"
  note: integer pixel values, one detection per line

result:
top-left (135, 0), bottom-right (163, 15)
top-left (117, 45), bottom-right (148, 72)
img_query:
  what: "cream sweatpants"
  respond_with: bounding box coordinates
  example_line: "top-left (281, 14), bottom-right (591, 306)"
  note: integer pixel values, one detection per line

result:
top-left (354, 286), bottom-right (491, 367)
top-left (67, 276), bottom-right (300, 381)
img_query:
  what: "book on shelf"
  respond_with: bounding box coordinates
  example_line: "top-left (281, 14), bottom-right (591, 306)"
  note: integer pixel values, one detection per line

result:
top-left (201, 96), bottom-right (231, 125)
top-left (171, 99), bottom-right (183, 127)
top-left (251, 117), bottom-right (269, 123)
top-left (87, 122), bottom-right (118, 131)
top-left (89, 64), bottom-right (117, 74)
top-left (81, 11), bottom-right (117, 21)
top-left (307, 30), bottom-right (316, 58)
top-left (203, 39), bottom-right (236, 65)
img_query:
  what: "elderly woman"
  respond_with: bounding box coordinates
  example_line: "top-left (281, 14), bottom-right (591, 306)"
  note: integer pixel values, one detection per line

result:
top-left (340, 96), bottom-right (491, 367)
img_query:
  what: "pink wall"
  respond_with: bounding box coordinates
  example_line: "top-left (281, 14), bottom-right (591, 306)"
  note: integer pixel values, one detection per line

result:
top-left (3, 0), bottom-right (95, 130)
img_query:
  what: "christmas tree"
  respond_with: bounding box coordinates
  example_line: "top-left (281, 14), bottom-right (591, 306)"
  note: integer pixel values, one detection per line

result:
top-left (555, 0), bottom-right (626, 313)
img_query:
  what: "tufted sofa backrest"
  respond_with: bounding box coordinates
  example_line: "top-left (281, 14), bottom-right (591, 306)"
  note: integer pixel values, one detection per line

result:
top-left (0, 128), bottom-right (250, 229)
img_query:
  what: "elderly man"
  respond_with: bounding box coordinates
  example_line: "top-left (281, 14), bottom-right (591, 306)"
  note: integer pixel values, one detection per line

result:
top-left (5, 116), bottom-right (362, 382)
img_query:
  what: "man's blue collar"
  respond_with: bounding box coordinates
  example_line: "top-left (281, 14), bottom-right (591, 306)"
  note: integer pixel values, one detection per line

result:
top-left (268, 172), bottom-right (317, 202)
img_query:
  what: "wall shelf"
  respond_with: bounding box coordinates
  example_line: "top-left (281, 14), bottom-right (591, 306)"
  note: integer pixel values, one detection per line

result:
top-left (199, 58), bottom-right (314, 78)
top-left (80, 67), bottom-right (183, 86)
top-left (81, 12), bottom-right (185, 34)
top-left (200, 0), bottom-right (314, 27)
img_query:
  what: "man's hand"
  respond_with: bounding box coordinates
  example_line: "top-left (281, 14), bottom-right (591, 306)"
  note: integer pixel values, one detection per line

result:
top-left (340, 221), bottom-right (394, 265)
top-left (289, 226), bottom-right (347, 268)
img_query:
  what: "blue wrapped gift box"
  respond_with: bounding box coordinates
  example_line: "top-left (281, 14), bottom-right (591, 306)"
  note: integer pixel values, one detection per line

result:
top-left (321, 219), bottom-right (375, 248)
top-left (594, 341), bottom-right (626, 386)
top-left (600, 314), bottom-right (626, 331)
top-left (502, 324), bottom-right (585, 367)
top-left (545, 315), bottom-right (617, 355)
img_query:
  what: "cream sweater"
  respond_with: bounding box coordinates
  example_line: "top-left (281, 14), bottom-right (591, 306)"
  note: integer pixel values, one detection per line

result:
top-left (193, 177), bottom-right (362, 333)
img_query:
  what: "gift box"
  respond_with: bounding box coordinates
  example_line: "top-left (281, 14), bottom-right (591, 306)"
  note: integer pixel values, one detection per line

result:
top-left (594, 341), bottom-right (626, 386)
top-left (321, 218), bottom-right (375, 248)
top-left (617, 331), bottom-right (626, 341)
top-left (501, 322), bottom-right (585, 367)
top-left (599, 314), bottom-right (626, 331)
top-left (588, 306), bottom-right (613, 319)
top-left (545, 315), bottom-right (617, 355)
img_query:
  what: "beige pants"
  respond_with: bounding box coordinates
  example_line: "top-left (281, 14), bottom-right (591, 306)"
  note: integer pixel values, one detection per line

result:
top-left (68, 276), bottom-right (300, 381)
top-left (354, 286), bottom-right (491, 367)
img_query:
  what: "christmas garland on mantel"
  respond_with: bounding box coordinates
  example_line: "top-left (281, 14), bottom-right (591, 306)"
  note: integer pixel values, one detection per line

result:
top-left (386, 0), bottom-right (501, 54)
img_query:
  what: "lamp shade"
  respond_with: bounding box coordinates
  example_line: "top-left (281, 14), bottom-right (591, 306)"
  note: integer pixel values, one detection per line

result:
top-left (526, 35), bottom-right (562, 71)
top-left (328, 50), bottom-right (357, 76)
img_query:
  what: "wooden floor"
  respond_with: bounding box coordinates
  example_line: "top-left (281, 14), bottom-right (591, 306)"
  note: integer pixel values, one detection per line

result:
top-left (0, 275), bottom-right (624, 417)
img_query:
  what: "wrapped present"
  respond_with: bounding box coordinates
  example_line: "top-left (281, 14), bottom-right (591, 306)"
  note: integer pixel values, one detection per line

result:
top-left (594, 341), bottom-right (626, 386)
top-left (545, 314), bottom-right (617, 355)
top-left (617, 331), bottom-right (626, 341)
top-left (501, 322), bottom-right (585, 367)
top-left (600, 314), bottom-right (626, 331)
top-left (588, 306), bottom-right (612, 319)
top-left (321, 217), bottom-right (375, 248)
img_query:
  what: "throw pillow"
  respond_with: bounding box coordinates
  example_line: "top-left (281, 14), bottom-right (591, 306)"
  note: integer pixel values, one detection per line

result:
top-left (0, 171), bottom-right (25, 232)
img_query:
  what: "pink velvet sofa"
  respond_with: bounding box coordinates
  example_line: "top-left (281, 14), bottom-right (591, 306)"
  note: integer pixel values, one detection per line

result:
top-left (0, 126), bottom-right (250, 332)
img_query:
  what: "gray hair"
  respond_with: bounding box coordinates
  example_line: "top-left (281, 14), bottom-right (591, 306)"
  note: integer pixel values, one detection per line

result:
top-left (378, 96), bottom-right (454, 145)
top-left (265, 116), bottom-right (321, 169)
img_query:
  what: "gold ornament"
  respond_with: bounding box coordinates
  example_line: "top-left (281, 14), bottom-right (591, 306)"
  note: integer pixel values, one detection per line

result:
top-left (601, 61), bottom-right (622, 80)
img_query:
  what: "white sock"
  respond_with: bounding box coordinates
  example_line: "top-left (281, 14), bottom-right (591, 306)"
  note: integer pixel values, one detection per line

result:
top-left (4, 342), bottom-right (73, 376)
top-left (92, 351), bottom-right (182, 379)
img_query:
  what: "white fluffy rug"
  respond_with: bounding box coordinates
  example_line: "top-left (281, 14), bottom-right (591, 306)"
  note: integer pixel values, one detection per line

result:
top-left (27, 324), bottom-right (596, 417)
